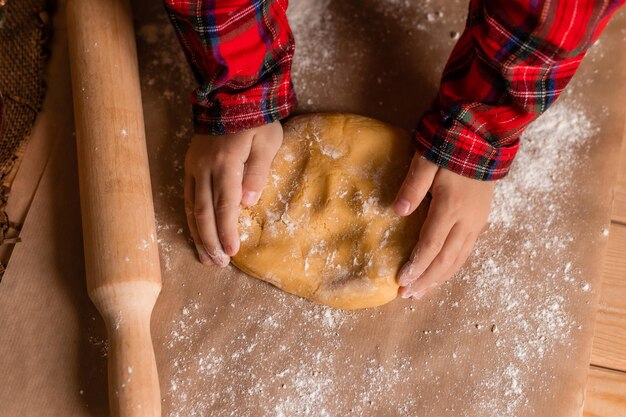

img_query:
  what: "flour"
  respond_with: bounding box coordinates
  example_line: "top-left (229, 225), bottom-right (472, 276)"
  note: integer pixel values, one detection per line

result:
top-left (459, 97), bottom-right (600, 414)
top-left (88, 334), bottom-right (109, 358)
top-left (155, 220), bottom-right (175, 272)
top-left (143, 0), bottom-right (609, 415)
top-left (287, 0), bottom-right (335, 107)
top-left (489, 102), bottom-right (597, 227)
top-left (164, 296), bottom-right (424, 417)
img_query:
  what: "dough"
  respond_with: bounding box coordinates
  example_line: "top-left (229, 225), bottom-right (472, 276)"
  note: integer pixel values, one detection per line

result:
top-left (232, 114), bottom-right (429, 309)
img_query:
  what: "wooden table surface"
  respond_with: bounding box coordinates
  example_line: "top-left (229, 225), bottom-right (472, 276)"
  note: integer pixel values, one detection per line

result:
top-left (583, 131), bottom-right (626, 415)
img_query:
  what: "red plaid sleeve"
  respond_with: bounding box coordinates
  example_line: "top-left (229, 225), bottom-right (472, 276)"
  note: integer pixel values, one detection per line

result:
top-left (416, 0), bottom-right (625, 180)
top-left (164, 0), bottom-right (297, 135)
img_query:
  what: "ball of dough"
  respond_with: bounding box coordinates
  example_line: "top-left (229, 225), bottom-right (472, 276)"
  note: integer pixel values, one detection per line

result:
top-left (232, 114), bottom-right (429, 309)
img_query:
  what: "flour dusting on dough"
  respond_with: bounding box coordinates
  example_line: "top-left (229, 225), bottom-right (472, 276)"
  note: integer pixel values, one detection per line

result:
top-left (233, 114), bottom-right (427, 309)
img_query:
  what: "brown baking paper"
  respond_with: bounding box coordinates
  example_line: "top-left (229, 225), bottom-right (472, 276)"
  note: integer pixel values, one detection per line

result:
top-left (1, 1), bottom-right (625, 416)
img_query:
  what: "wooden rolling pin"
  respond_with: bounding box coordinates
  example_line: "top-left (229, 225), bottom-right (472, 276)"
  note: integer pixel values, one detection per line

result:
top-left (66, 0), bottom-right (162, 416)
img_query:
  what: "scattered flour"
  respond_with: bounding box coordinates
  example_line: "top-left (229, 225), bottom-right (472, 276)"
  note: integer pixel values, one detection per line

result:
top-left (144, 1), bottom-right (606, 416)
top-left (165, 298), bottom-right (419, 417)
top-left (287, 0), bottom-right (335, 109)
top-left (489, 102), bottom-right (597, 227)
top-left (88, 334), bottom-right (109, 358)
top-left (461, 99), bottom-right (598, 414)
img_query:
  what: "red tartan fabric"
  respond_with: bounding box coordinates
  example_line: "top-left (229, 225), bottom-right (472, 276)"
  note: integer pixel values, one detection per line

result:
top-left (416, 0), bottom-right (626, 179)
top-left (164, 0), bottom-right (296, 135)
top-left (164, 0), bottom-right (625, 180)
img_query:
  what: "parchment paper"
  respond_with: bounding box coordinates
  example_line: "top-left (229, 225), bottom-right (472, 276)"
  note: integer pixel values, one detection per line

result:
top-left (1, 1), bottom-right (625, 416)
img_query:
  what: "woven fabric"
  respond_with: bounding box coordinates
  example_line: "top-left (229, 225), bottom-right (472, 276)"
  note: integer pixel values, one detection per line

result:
top-left (0, 0), bottom-right (49, 244)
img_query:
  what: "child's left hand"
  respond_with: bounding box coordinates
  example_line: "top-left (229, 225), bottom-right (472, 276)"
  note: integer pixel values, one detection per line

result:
top-left (393, 154), bottom-right (495, 300)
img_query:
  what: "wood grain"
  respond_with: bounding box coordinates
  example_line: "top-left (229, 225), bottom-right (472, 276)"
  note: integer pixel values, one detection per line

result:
top-left (612, 114), bottom-right (626, 222)
top-left (583, 366), bottom-right (626, 417)
top-left (584, 119), bottom-right (626, 415)
top-left (612, 184), bottom-right (626, 224)
top-left (597, 224), bottom-right (626, 309)
top-left (66, 0), bottom-right (162, 415)
top-left (590, 223), bottom-right (626, 372)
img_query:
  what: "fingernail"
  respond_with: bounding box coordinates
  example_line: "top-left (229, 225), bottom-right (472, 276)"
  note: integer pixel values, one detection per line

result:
top-left (398, 284), bottom-right (412, 298)
top-left (207, 247), bottom-right (230, 267)
top-left (397, 263), bottom-right (412, 285)
top-left (394, 198), bottom-right (411, 216)
top-left (242, 191), bottom-right (260, 206)
top-left (225, 241), bottom-right (239, 256)
top-left (398, 263), bottom-right (423, 286)
top-left (197, 247), bottom-right (211, 265)
top-left (400, 286), bottom-right (427, 300)
top-left (409, 289), bottom-right (427, 300)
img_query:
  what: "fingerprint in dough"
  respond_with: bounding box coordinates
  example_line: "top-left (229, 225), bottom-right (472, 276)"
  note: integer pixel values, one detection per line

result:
top-left (232, 113), bottom-right (429, 309)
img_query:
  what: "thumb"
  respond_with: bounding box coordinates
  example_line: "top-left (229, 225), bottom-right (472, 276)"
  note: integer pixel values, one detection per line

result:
top-left (241, 137), bottom-right (281, 206)
top-left (393, 154), bottom-right (438, 216)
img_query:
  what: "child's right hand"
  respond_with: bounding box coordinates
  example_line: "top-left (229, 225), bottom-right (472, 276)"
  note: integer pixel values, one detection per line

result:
top-left (184, 121), bottom-right (284, 267)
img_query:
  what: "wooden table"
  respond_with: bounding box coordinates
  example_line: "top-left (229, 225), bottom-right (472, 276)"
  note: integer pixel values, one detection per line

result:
top-left (584, 133), bottom-right (626, 414)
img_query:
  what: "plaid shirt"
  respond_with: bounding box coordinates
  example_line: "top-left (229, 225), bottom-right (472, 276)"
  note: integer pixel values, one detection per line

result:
top-left (165, 0), bottom-right (624, 180)
top-left (165, 0), bottom-right (296, 135)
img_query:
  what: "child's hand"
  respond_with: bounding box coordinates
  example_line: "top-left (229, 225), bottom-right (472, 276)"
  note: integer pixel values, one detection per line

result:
top-left (184, 121), bottom-right (283, 267)
top-left (393, 155), bottom-right (495, 299)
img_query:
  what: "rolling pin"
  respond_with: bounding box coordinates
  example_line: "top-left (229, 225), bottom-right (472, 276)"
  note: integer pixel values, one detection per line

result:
top-left (66, 0), bottom-right (162, 416)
